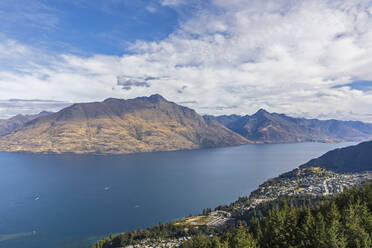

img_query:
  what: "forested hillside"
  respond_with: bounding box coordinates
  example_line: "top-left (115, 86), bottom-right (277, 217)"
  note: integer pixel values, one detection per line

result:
top-left (301, 140), bottom-right (372, 172)
top-left (182, 182), bottom-right (372, 248)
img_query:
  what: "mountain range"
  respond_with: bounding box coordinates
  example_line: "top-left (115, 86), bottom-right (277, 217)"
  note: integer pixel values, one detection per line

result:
top-left (0, 94), bottom-right (248, 154)
top-left (1, 94), bottom-right (372, 155)
top-left (301, 140), bottom-right (372, 173)
top-left (205, 109), bottom-right (372, 143)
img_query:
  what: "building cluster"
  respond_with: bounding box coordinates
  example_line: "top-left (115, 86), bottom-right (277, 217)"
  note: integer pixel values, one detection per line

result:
top-left (241, 168), bottom-right (372, 210)
top-left (206, 210), bottom-right (234, 227)
top-left (125, 237), bottom-right (191, 248)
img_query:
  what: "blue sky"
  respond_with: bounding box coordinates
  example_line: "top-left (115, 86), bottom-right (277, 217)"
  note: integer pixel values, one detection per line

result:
top-left (0, 0), bottom-right (183, 55)
top-left (1, 0), bottom-right (372, 122)
top-left (333, 80), bottom-right (372, 92)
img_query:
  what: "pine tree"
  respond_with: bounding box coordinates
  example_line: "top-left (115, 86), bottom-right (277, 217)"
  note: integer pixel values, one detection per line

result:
top-left (313, 211), bottom-right (327, 248)
top-left (298, 207), bottom-right (315, 248)
top-left (284, 204), bottom-right (299, 247)
top-left (344, 204), bottom-right (372, 248)
top-left (230, 225), bottom-right (257, 248)
top-left (325, 201), bottom-right (346, 248)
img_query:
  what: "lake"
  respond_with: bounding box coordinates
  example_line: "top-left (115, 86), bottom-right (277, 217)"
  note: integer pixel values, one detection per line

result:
top-left (0, 142), bottom-right (354, 248)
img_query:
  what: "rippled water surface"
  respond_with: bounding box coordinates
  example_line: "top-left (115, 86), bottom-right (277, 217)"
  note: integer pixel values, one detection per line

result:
top-left (0, 142), bottom-right (354, 248)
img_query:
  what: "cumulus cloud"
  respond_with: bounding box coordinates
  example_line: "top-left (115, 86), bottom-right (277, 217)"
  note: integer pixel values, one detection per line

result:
top-left (1, 0), bottom-right (372, 122)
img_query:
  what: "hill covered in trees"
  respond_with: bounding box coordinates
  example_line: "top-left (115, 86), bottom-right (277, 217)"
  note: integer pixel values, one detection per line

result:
top-left (301, 140), bottom-right (372, 173)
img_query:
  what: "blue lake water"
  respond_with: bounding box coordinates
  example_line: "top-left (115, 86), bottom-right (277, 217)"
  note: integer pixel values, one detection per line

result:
top-left (0, 142), bottom-right (354, 248)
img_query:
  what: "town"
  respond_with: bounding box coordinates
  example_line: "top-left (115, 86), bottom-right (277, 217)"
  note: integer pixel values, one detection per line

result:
top-left (237, 167), bottom-right (372, 210)
top-left (124, 237), bottom-right (191, 248)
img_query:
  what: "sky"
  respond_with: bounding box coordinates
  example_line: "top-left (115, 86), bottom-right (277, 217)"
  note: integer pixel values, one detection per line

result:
top-left (1, 0), bottom-right (372, 122)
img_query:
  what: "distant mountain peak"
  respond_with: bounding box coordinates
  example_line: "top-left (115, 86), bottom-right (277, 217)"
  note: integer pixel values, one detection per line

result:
top-left (255, 108), bottom-right (269, 115)
top-left (103, 97), bottom-right (121, 103)
top-left (203, 114), bottom-right (243, 127)
top-left (0, 111), bottom-right (54, 136)
top-left (39, 111), bottom-right (51, 115)
top-left (125, 94), bottom-right (168, 104)
top-left (212, 109), bottom-right (372, 144)
top-left (103, 94), bottom-right (167, 105)
top-left (147, 94), bottom-right (166, 103)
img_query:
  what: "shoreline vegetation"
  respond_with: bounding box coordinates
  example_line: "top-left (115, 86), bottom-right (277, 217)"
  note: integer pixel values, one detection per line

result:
top-left (93, 166), bottom-right (372, 248)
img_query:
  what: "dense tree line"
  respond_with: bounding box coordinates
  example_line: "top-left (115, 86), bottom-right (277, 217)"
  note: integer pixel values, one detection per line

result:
top-left (235, 194), bottom-right (328, 222)
top-left (181, 182), bottom-right (372, 248)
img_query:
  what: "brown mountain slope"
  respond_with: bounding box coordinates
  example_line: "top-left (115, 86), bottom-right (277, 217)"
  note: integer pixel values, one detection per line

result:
top-left (0, 95), bottom-right (250, 154)
top-left (206, 109), bottom-right (372, 143)
top-left (0, 111), bottom-right (53, 136)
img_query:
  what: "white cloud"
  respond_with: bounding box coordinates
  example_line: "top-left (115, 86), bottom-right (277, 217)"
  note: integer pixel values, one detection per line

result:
top-left (146, 5), bottom-right (158, 13)
top-left (1, 0), bottom-right (372, 121)
top-left (160, 0), bottom-right (187, 6)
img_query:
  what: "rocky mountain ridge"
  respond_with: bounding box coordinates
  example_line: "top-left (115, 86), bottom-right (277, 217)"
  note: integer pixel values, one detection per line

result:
top-left (0, 94), bottom-right (249, 154)
top-left (205, 109), bottom-right (372, 143)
